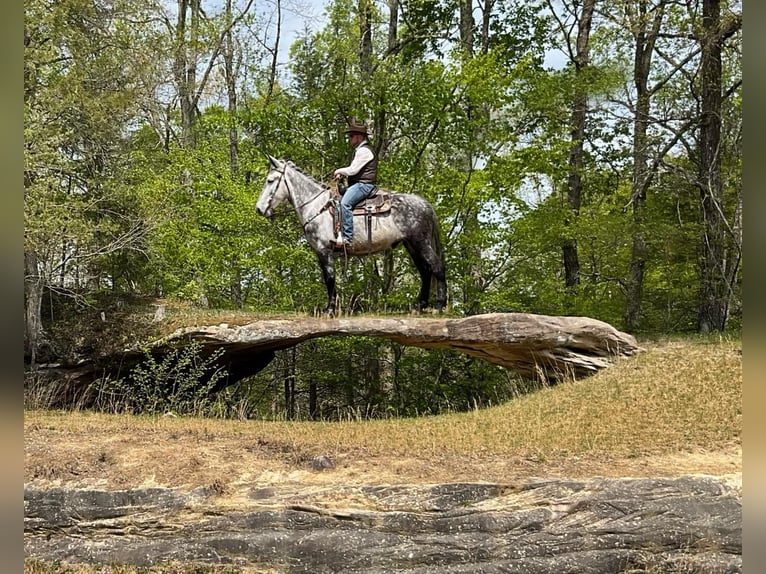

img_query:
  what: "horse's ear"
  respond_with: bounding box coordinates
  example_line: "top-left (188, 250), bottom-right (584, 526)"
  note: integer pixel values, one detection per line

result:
top-left (264, 153), bottom-right (280, 168)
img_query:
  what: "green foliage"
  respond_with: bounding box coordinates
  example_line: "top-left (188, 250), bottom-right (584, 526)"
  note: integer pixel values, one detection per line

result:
top-left (92, 342), bottom-right (227, 416)
top-left (132, 104), bottom-right (328, 310)
top-left (24, 0), bottom-right (741, 419)
top-left (24, 0), bottom-right (154, 288)
top-left (237, 336), bottom-right (533, 420)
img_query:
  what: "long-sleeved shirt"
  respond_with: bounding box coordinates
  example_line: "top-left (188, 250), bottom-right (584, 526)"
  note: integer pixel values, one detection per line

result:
top-left (334, 140), bottom-right (375, 178)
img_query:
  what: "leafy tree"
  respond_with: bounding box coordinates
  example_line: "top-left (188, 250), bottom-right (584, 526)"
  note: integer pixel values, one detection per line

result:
top-left (24, 0), bottom-right (742, 418)
top-left (24, 0), bottom-right (162, 363)
top-left (590, 0), bottom-right (741, 332)
top-left (134, 106), bottom-right (325, 310)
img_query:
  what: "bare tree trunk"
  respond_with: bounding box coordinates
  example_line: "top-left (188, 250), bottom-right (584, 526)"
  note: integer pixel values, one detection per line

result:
top-left (371, 0), bottom-right (399, 300)
top-left (459, 0), bottom-right (474, 57)
top-left (283, 347), bottom-right (296, 419)
top-left (364, 351), bottom-right (381, 416)
top-left (624, 0), bottom-right (664, 332)
top-left (174, 0), bottom-right (259, 146)
top-left (309, 378), bottom-right (318, 420)
top-left (697, 0), bottom-right (734, 332)
top-left (480, 0), bottom-right (495, 54)
top-left (359, 0), bottom-right (373, 75)
top-left (562, 0), bottom-right (596, 292)
top-left (24, 250), bottom-right (44, 366)
top-left (387, 0), bottom-right (399, 50)
top-left (174, 0), bottom-right (200, 149)
top-left (223, 0), bottom-right (243, 308)
top-left (458, 0), bottom-right (484, 315)
top-left (266, 0), bottom-right (281, 100)
top-left (726, 181), bottom-right (742, 311)
top-left (230, 269), bottom-right (243, 309)
top-left (223, 0), bottom-right (239, 175)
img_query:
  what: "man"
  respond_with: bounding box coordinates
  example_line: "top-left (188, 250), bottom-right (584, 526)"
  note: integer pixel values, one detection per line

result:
top-left (333, 120), bottom-right (378, 248)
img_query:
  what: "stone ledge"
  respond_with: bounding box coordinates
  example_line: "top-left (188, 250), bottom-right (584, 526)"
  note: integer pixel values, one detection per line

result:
top-left (158, 313), bottom-right (642, 385)
top-left (24, 475), bottom-right (740, 574)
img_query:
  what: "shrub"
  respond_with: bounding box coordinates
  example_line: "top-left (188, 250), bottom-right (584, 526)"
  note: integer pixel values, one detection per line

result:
top-left (92, 342), bottom-right (227, 416)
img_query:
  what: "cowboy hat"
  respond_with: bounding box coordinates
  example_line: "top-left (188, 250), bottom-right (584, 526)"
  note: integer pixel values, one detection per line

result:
top-left (344, 120), bottom-right (369, 136)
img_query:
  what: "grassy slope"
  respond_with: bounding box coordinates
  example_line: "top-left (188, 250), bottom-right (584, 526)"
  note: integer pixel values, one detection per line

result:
top-left (25, 336), bottom-right (741, 487)
top-left (23, 335), bottom-right (742, 574)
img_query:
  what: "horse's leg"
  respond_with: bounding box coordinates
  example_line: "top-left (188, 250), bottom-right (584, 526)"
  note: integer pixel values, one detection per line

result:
top-left (316, 252), bottom-right (337, 316)
top-left (403, 242), bottom-right (432, 312)
top-left (404, 238), bottom-right (447, 312)
top-left (423, 253), bottom-right (447, 312)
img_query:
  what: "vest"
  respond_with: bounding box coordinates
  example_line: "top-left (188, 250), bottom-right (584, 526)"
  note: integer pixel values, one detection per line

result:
top-left (348, 141), bottom-right (378, 185)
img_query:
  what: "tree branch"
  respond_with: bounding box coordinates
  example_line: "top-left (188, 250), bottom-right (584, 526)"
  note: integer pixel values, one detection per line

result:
top-left (192, 0), bottom-right (257, 110)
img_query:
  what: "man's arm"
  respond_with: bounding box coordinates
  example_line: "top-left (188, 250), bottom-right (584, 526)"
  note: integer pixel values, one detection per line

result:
top-left (334, 145), bottom-right (374, 178)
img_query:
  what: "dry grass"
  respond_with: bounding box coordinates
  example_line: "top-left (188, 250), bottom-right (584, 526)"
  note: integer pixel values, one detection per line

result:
top-left (24, 336), bottom-right (741, 574)
top-left (24, 560), bottom-right (284, 574)
top-left (24, 336), bottom-right (741, 493)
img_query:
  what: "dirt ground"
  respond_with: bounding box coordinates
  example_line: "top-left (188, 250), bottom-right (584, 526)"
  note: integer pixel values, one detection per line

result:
top-left (24, 417), bottom-right (742, 510)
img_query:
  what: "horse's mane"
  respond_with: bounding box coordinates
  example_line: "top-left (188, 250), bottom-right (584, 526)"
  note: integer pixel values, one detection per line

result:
top-left (285, 161), bottom-right (329, 189)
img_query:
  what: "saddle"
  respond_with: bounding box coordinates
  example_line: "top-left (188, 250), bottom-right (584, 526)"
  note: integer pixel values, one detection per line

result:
top-left (330, 185), bottom-right (393, 249)
top-left (351, 188), bottom-right (392, 215)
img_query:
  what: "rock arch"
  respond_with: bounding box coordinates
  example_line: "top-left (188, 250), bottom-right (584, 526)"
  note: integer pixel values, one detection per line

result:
top-left (156, 313), bottom-right (641, 387)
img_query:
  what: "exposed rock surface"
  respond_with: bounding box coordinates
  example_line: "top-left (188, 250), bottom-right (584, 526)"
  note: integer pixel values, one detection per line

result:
top-left (24, 476), bottom-right (740, 573)
top-left (35, 313), bottom-right (641, 399)
top-left (158, 312), bottom-right (641, 385)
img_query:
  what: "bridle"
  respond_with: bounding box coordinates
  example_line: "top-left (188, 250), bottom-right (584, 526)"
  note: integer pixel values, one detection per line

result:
top-left (266, 162), bottom-right (332, 229)
top-left (262, 166), bottom-right (288, 214)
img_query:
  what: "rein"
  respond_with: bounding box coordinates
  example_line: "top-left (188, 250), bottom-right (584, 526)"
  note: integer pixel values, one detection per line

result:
top-left (297, 187), bottom-right (327, 210)
top-left (273, 164), bottom-right (333, 230)
top-left (301, 198), bottom-right (333, 229)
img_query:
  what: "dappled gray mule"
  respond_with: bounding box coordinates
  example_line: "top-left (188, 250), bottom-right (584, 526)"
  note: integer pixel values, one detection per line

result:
top-left (256, 155), bottom-right (447, 315)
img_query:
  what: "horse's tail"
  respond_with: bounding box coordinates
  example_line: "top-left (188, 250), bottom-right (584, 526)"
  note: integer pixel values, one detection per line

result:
top-left (430, 205), bottom-right (446, 271)
top-left (430, 203), bottom-right (448, 310)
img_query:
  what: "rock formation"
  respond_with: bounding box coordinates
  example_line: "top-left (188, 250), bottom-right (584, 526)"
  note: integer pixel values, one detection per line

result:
top-left (36, 313), bottom-right (641, 402)
top-left (158, 312), bottom-right (641, 385)
top-left (24, 476), bottom-right (741, 573)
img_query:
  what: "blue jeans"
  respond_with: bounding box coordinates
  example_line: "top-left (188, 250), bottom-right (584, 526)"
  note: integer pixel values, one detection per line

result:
top-left (340, 182), bottom-right (375, 242)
